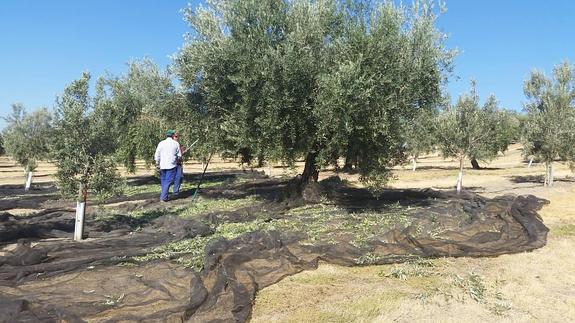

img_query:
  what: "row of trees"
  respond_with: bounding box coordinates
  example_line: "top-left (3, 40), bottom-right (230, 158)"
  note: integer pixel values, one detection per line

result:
top-left (401, 81), bottom-right (520, 193)
top-left (1, 0), bottom-right (574, 223)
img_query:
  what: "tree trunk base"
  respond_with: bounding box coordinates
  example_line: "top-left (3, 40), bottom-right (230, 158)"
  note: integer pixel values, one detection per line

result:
top-left (470, 158), bottom-right (481, 170)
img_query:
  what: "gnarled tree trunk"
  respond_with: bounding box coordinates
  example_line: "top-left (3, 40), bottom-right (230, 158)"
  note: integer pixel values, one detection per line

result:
top-left (300, 150), bottom-right (319, 186)
top-left (470, 158), bottom-right (481, 170)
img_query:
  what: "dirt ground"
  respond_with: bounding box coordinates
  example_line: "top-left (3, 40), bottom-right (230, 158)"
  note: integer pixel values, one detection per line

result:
top-left (251, 145), bottom-right (575, 322)
top-left (1, 144), bottom-right (573, 322)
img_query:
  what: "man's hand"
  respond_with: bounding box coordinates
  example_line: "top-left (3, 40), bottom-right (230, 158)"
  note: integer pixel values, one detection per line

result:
top-left (155, 163), bottom-right (160, 171)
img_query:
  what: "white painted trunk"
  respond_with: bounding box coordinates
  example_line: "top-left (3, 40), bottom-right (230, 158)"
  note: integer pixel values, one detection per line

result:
top-left (74, 200), bottom-right (86, 241)
top-left (74, 187), bottom-right (87, 241)
top-left (412, 158), bottom-right (417, 171)
top-left (528, 157), bottom-right (533, 168)
top-left (549, 162), bottom-right (554, 187)
top-left (544, 162), bottom-right (550, 187)
top-left (25, 171), bottom-right (33, 191)
top-left (456, 157), bottom-right (464, 194)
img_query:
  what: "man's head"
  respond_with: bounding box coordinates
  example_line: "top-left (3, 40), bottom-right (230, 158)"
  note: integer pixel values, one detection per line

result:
top-left (165, 130), bottom-right (176, 138)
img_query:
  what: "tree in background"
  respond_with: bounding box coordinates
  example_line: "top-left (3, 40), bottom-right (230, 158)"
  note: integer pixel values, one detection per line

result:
top-left (436, 82), bottom-right (507, 193)
top-left (2, 103), bottom-right (52, 190)
top-left (51, 73), bottom-right (123, 240)
top-left (176, 0), bottom-right (454, 192)
top-left (523, 61), bottom-right (575, 186)
top-left (469, 108), bottom-right (520, 169)
top-left (0, 133), bottom-right (5, 156)
top-left (95, 59), bottom-right (175, 173)
top-left (401, 109), bottom-right (439, 171)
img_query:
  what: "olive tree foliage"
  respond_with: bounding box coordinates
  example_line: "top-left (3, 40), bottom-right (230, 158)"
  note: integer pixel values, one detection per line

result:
top-left (436, 83), bottom-right (506, 193)
top-left (94, 59), bottom-right (175, 172)
top-left (469, 108), bottom-right (520, 169)
top-left (523, 61), bottom-right (575, 186)
top-left (175, 0), bottom-right (454, 191)
top-left (401, 109), bottom-right (438, 171)
top-left (2, 103), bottom-right (52, 178)
top-left (51, 72), bottom-right (122, 200)
top-left (0, 133), bottom-right (4, 155)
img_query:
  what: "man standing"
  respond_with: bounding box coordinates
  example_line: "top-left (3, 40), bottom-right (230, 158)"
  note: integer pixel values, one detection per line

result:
top-left (154, 130), bottom-right (181, 202)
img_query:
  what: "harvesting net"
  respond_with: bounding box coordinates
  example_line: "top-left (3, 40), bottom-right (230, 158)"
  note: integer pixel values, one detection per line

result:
top-left (0, 176), bottom-right (548, 322)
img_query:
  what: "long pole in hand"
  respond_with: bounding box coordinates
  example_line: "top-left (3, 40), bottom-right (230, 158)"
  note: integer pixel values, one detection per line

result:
top-left (185, 139), bottom-right (199, 154)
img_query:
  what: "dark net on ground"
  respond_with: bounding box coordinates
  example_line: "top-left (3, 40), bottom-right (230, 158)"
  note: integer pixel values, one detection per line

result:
top-left (0, 177), bottom-right (548, 322)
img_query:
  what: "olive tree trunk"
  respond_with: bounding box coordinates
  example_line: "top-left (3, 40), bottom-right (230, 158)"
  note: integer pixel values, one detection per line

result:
top-left (470, 158), bottom-right (481, 170)
top-left (24, 170), bottom-right (33, 191)
top-left (456, 156), bottom-right (464, 194)
top-left (412, 156), bottom-right (418, 171)
top-left (545, 161), bottom-right (554, 187)
top-left (300, 150), bottom-right (319, 186)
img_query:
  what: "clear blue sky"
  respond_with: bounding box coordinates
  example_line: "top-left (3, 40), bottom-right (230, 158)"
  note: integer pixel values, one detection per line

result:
top-left (1, 0), bottom-right (574, 129)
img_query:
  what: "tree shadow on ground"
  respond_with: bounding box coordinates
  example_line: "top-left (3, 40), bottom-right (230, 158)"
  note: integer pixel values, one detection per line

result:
top-left (508, 175), bottom-right (575, 184)
top-left (0, 184), bottom-right (59, 211)
top-left (89, 208), bottom-right (175, 232)
top-left (413, 165), bottom-right (502, 171)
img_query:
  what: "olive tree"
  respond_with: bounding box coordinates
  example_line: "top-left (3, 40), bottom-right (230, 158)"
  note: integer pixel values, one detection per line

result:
top-left (95, 59), bottom-right (175, 172)
top-left (51, 73), bottom-right (122, 240)
top-left (436, 83), bottom-right (506, 193)
top-left (176, 0), bottom-right (453, 192)
top-left (469, 109), bottom-right (519, 169)
top-left (2, 103), bottom-right (52, 190)
top-left (0, 134), bottom-right (4, 156)
top-left (523, 61), bottom-right (575, 186)
top-left (401, 110), bottom-right (438, 171)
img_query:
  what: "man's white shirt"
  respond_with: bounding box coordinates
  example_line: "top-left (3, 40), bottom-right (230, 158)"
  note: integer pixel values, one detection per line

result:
top-left (154, 137), bottom-right (182, 170)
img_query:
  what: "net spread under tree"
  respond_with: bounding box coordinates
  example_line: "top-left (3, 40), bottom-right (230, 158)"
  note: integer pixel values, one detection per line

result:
top-left (522, 61), bottom-right (575, 186)
top-left (175, 0), bottom-right (455, 192)
top-left (1, 104), bottom-right (52, 190)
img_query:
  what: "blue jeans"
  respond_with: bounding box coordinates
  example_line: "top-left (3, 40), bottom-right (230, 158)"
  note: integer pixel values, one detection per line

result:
top-left (160, 168), bottom-right (177, 201)
top-left (174, 165), bottom-right (183, 194)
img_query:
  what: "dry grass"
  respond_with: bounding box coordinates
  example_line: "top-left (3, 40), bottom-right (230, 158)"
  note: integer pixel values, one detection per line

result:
top-left (252, 145), bottom-right (575, 322)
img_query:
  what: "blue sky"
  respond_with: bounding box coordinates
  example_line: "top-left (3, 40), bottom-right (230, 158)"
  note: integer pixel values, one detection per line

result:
top-left (1, 0), bottom-right (574, 129)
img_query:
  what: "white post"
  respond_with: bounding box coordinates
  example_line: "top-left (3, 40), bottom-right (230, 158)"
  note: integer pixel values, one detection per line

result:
top-left (528, 156), bottom-right (534, 168)
top-left (74, 186), bottom-right (87, 241)
top-left (412, 157), bottom-right (417, 171)
top-left (24, 171), bottom-right (33, 191)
